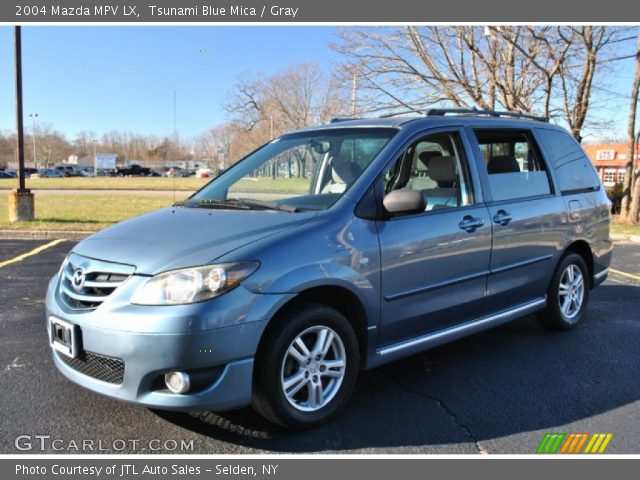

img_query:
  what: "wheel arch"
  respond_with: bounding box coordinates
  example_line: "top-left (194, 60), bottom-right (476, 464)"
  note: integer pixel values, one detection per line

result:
top-left (562, 240), bottom-right (595, 288)
top-left (255, 284), bottom-right (371, 369)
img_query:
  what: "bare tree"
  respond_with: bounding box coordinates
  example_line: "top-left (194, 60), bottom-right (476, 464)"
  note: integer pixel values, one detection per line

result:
top-left (491, 26), bottom-right (572, 117)
top-left (333, 26), bottom-right (626, 141)
top-left (195, 123), bottom-right (240, 170)
top-left (225, 62), bottom-right (350, 134)
top-left (333, 27), bottom-right (550, 114)
top-left (556, 27), bottom-right (619, 142)
top-left (624, 33), bottom-right (640, 223)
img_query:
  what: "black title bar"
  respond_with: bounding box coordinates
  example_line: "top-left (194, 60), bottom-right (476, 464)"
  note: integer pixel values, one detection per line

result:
top-left (4, 0), bottom-right (640, 22)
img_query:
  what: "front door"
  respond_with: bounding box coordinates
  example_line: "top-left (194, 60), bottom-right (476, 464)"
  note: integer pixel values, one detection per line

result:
top-left (377, 129), bottom-right (492, 347)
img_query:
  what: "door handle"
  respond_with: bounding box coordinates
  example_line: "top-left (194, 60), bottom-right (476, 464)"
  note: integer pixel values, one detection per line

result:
top-left (493, 210), bottom-right (513, 226)
top-left (458, 215), bottom-right (484, 233)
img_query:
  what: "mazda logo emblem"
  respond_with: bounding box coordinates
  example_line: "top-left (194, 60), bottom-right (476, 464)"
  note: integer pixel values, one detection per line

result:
top-left (72, 268), bottom-right (86, 291)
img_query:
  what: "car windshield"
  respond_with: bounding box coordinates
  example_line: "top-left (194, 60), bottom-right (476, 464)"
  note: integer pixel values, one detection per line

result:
top-left (188, 128), bottom-right (397, 212)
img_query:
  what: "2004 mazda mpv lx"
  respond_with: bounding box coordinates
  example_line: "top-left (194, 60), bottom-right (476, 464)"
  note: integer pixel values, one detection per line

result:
top-left (46, 110), bottom-right (612, 428)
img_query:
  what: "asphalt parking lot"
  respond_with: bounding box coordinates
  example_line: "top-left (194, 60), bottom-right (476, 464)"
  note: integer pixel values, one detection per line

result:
top-left (1, 239), bottom-right (639, 454)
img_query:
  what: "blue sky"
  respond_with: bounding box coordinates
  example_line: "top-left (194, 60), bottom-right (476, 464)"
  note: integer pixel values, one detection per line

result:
top-left (0, 26), bottom-right (339, 139)
top-left (0, 26), bottom-right (636, 142)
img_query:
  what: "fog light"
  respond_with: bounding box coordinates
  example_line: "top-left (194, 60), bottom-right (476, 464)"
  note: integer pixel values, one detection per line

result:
top-left (164, 371), bottom-right (190, 394)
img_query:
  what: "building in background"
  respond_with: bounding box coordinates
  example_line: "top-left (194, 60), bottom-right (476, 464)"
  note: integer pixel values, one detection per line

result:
top-left (583, 143), bottom-right (640, 187)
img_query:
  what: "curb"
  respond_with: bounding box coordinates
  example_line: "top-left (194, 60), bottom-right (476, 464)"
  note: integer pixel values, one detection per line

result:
top-left (611, 232), bottom-right (640, 244)
top-left (0, 230), bottom-right (90, 241)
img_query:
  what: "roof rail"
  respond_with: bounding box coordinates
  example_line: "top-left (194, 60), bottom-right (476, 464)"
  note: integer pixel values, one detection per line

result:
top-left (424, 108), bottom-right (549, 122)
top-left (329, 117), bottom-right (362, 123)
top-left (378, 110), bottom-right (422, 118)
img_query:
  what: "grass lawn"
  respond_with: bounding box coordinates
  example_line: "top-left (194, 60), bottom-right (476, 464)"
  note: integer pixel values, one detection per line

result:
top-left (0, 193), bottom-right (183, 232)
top-left (0, 176), bottom-right (311, 232)
top-left (0, 176), bottom-right (310, 193)
top-left (610, 222), bottom-right (640, 236)
top-left (3, 189), bottom-right (640, 235)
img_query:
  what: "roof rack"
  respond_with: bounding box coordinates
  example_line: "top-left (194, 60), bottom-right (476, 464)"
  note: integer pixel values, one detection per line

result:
top-left (424, 108), bottom-right (549, 122)
top-left (378, 108), bottom-right (549, 122)
top-left (330, 117), bottom-right (363, 123)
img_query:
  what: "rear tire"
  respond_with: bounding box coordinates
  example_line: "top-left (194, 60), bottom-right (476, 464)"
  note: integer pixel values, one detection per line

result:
top-left (252, 303), bottom-right (359, 429)
top-left (537, 253), bottom-right (590, 330)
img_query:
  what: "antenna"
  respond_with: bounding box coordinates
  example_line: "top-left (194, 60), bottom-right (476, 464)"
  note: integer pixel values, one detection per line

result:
top-left (172, 90), bottom-right (176, 204)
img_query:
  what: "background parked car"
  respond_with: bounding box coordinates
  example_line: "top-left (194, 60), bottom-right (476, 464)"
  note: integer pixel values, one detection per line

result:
top-left (195, 168), bottom-right (213, 178)
top-left (30, 169), bottom-right (65, 178)
top-left (54, 165), bottom-right (79, 177)
top-left (116, 164), bottom-right (151, 176)
top-left (0, 170), bottom-right (16, 178)
top-left (165, 167), bottom-right (193, 177)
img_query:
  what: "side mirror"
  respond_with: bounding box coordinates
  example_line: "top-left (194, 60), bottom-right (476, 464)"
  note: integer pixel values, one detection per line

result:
top-left (383, 189), bottom-right (426, 215)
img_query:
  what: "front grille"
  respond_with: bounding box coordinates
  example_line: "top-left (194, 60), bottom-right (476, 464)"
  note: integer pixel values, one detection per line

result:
top-left (60, 253), bottom-right (135, 310)
top-left (57, 350), bottom-right (125, 385)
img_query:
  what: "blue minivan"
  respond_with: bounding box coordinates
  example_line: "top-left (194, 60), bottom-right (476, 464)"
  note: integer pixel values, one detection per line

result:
top-left (46, 110), bottom-right (612, 428)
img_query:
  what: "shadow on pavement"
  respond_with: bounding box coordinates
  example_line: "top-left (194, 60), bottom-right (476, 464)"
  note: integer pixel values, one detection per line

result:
top-left (155, 284), bottom-right (640, 453)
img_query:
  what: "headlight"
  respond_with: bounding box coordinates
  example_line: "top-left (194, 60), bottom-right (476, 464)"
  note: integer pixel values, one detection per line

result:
top-left (131, 261), bottom-right (259, 305)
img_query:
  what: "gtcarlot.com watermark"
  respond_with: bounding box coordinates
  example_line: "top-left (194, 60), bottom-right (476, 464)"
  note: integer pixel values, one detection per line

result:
top-left (15, 435), bottom-right (194, 452)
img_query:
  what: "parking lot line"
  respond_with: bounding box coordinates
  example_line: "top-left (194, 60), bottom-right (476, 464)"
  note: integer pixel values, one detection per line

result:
top-left (609, 268), bottom-right (640, 282)
top-left (0, 239), bottom-right (66, 269)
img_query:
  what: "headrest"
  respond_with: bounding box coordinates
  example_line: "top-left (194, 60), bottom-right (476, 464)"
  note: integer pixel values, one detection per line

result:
top-left (417, 151), bottom-right (441, 170)
top-left (331, 160), bottom-right (361, 185)
top-left (428, 156), bottom-right (456, 183)
top-left (488, 155), bottom-right (520, 174)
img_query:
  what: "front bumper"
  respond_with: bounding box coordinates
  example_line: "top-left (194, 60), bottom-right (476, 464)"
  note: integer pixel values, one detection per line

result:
top-left (46, 273), bottom-right (293, 411)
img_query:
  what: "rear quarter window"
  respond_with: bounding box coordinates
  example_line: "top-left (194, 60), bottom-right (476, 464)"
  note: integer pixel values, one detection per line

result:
top-left (536, 128), bottom-right (601, 193)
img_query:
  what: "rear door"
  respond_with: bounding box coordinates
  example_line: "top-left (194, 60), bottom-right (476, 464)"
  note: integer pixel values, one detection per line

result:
top-left (377, 128), bottom-right (492, 346)
top-left (468, 128), bottom-right (566, 314)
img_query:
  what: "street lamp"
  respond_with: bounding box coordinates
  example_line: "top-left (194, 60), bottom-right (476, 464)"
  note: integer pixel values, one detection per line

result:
top-left (28, 113), bottom-right (38, 169)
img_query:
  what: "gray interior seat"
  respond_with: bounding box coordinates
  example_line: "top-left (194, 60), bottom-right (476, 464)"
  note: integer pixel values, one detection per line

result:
top-left (321, 160), bottom-right (362, 194)
top-left (422, 155), bottom-right (458, 209)
top-left (407, 151), bottom-right (439, 191)
top-left (487, 155), bottom-right (520, 174)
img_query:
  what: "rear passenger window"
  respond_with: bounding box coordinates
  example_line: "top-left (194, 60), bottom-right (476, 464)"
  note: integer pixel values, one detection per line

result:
top-left (474, 130), bottom-right (552, 201)
top-left (535, 128), bottom-right (601, 193)
top-left (383, 132), bottom-right (473, 211)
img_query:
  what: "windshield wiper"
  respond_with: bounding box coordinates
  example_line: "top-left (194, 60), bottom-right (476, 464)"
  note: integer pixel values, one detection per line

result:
top-left (232, 198), bottom-right (298, 213)
top-left (175, 198), bottom-right (297, 212)
top-left (174, 199), bottom-right (251, 210)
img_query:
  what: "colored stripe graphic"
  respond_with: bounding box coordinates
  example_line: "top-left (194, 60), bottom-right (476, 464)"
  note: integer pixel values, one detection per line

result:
top-left (584, 433), bottom-right (613, 454)
top-left (537, 433), bottom-right (566, 453)
top-left (538, 433), bottom-right (613, 454)
top-left (563, 433), bottom-right (588, 453)
top-left (571, 433), bottom-right (589, 453)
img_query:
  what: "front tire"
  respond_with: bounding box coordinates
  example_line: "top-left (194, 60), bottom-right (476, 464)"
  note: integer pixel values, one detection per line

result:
top-left (538, 253), bottom-right (590, 330)
top-left (252, 303), bottom-right (359, 429)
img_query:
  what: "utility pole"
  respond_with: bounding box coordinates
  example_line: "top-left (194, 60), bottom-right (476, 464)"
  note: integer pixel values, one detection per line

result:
top-left (29, 113), bottom-right (38, 169)
top-left (8, 26), bottom-right (34, 222)
top-left (173, 90), bottom-right (177, 162)
top-left (173, 90), bottom-right (177, 203)
top-left (93, 139), bottom-right (98, 176)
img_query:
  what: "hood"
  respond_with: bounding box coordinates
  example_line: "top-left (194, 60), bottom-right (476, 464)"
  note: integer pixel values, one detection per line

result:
top-left (72, 206), bottom-right (317, 275)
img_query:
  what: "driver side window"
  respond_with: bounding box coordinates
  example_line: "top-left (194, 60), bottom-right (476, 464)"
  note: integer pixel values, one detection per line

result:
top-left (384, 132), bottom-right (474, 212)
